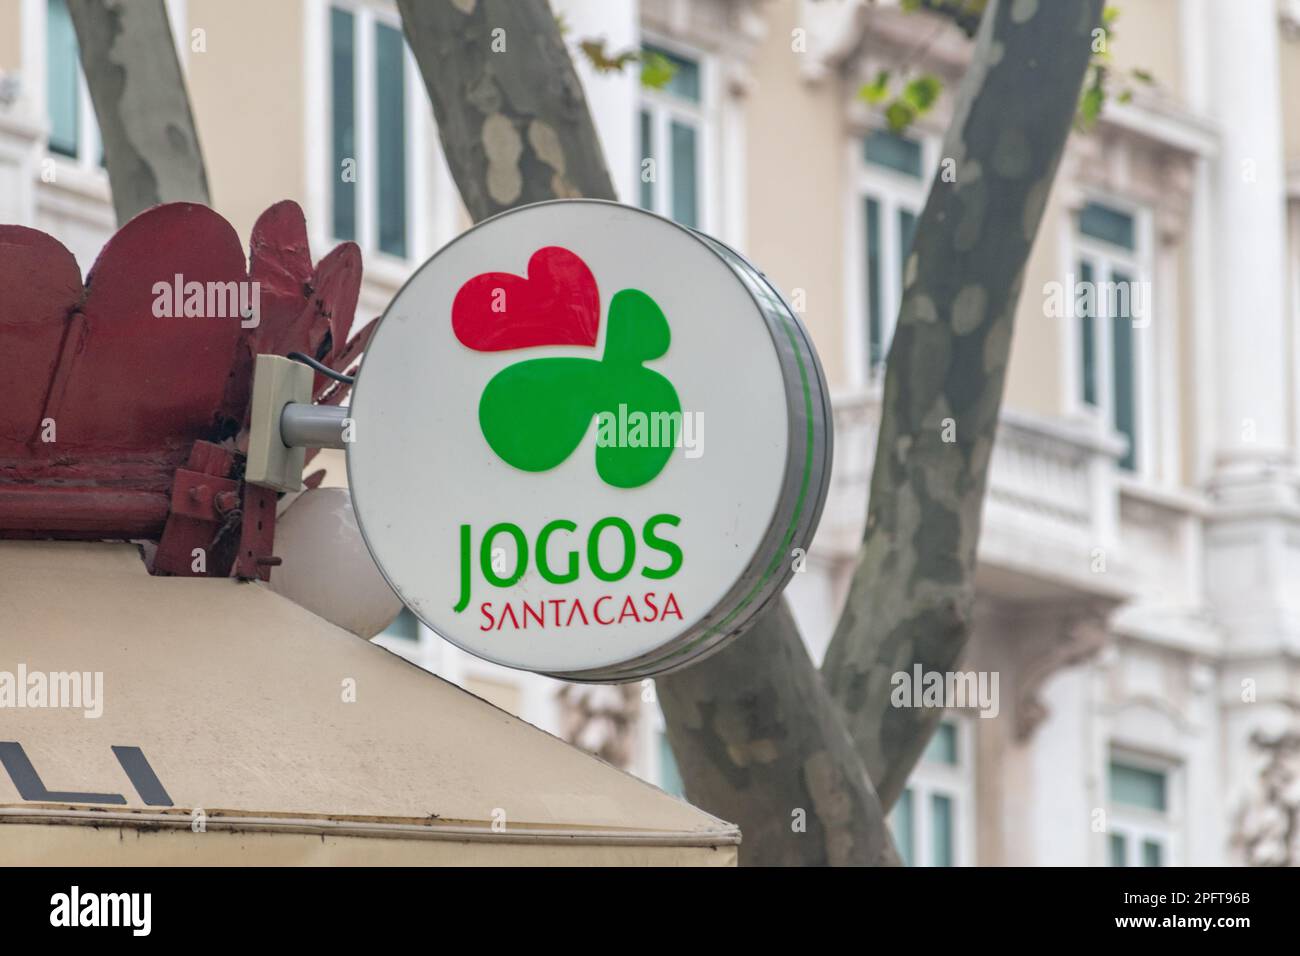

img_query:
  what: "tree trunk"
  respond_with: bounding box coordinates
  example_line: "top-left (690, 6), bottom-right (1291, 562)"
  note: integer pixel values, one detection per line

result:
top-left (397, 0), bottom-right (897, 866)
top-left (659, 600), bottom-right (899, 866)
top-left (821, 0), bottom-right (1103, 811)
top-left (68, 0), bottom-right (209, 226)
top-left (396, 0), bottom-right (617, 220)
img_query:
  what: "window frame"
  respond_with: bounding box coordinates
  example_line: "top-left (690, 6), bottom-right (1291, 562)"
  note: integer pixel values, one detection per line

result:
top-left (1106, 748), bottom-right (1181, 867)
top-left (1062, 195), bottom-right (1158, 478)
top-left (654, 728), bottom-right (686, 798)
top-left (846, 123), bottom-right (938, 389)
top-left (637, 33), bottom-right (715, 234)
top-left (29, 0), bottom-right (189, 177)
top-left (639, 701), bottom-right (686, 797)
top-left (40, 0), bottom-right (102, 173)
top-left (888, 716), bottom-right (975, 866)
top-left (322, 0), bottom-right (426, 265)
top-left (375, 606), bottom-right (420, 642)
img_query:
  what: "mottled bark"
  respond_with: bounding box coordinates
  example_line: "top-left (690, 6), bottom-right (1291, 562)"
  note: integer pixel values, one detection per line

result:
top-left (658, 600), bottom-right (898, 866)
top-left (396, 0), bottom-right (616, 219)
top-left (393, 0), bottom-right (1100, 863)
top-left (396, 0), bottom-right (895, 866)
top-left (68, 0), bottom-right (209, 225)
top-left (821, 0), bottom-right (1103, 810)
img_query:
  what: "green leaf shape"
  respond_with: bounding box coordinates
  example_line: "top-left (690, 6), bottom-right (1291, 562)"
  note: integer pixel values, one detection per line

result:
top-left (476, 287), bottom-right (681, 488)
top-left (602, 288), bottom-right (671, 365)
top-left (578, 38), bottom-right (638, 75)
top-left (902, 74), bottom-right (942, 113)
top-left (885, 100), bottom-right (916, 132)
top-left (859, 70), bottom-right (891, 105)
top-left (640, 51), bottom-right (678, 90)
top-left (594, 289), bottom-right (680, 487)
top-left (595, 367), bottom-right (680, 489)
top-left (479, 358), bottom-right (608, 473)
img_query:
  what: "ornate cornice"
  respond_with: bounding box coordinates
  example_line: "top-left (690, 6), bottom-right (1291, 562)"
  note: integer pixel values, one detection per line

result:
top-left (1281, 0), bottom-right (1300, 40)
top-left (1064, 115), bottom-right (1200, 247)
top-left (1234, 729), bottom-right (1300, 866)
top-left (640, 0), bottom-right (769, 98)
top-left (798, 0), bottom-right (972, 86)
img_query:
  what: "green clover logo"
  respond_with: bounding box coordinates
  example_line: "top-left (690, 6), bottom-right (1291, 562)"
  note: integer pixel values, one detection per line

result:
top-left (452, 247), bottom-right (680, 489)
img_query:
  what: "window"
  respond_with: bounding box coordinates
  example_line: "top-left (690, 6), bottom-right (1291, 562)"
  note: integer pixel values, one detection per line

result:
top-left (330, 8), bottom-right (356, 242)
top-left (892, 788), bottom-right (915, 864)
top-left (889, 719), bottom-right (971, 866)
top-left (330, 5), bottom-right (410, 258)
top-left (45, 0), bottom-right (102, 167)
top-left (858, 128), bottom-right (928, 380)
top-left (864, 128), bottom-right (923, 178)
top-left (374, 20), bottom-right (407, 257)
top-left (657, 732), bottom-right (685, 797)
top-left (1107, 755), bottom-right (1175, 867)
top-left (46, 0), bottom-right (77, 156)
top-left (379, 608), bottom-right (420, 641)
top-left (638, 43), bottom-right (703, 229)
top-left (1074, 200), bottom-right (1146, 471)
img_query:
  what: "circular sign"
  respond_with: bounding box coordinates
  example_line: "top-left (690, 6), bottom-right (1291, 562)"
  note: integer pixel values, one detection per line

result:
top-left (348, 200), bottom-right (831, 682)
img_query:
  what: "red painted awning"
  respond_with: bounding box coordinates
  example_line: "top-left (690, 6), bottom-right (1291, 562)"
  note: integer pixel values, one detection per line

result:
top-left (0, 200), bottom-right (372, 554)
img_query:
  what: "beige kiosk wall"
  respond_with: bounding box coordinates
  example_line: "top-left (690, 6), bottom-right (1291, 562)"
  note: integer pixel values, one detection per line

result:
top-left (0, 542), bottom-right (738, 866)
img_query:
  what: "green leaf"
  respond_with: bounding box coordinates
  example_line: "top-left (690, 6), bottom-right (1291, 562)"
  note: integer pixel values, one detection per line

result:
top-left (1132, 68), bottom-right (1155, 85)
top-left (1102, 5), bottom-right (1120, 25)
top-left (885, 99), bottom-right (917, 132)
top-left (859, 70), bottom-right (892, 105)
top-left (478, 290), bottom-right (680, 489)
top-left (1077, 84), bottom-right (1104, 129)
top-left (902, 74), bottom-right (942, 113)
top-left (1093, 36), bottom-right (1113, 63)
top-left (578, 38), bottom-right (638, 75)
top-left (640, 51), bottom-right (678, 90)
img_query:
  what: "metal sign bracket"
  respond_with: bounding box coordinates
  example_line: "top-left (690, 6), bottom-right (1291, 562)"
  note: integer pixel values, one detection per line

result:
top-left (246, 354), bottom-right (349, 493)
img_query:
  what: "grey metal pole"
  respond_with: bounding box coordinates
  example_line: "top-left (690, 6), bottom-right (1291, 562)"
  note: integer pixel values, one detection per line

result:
top-left (280, 403), bottom-right (350, 450)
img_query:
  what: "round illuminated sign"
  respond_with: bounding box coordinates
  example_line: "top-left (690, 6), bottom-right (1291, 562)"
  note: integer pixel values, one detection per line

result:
top-left (348, 200), bottom-right (831, 682)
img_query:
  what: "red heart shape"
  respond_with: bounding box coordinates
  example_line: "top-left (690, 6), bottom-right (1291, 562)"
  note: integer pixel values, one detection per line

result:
top-left (452, 246), bottom-right (599, 351)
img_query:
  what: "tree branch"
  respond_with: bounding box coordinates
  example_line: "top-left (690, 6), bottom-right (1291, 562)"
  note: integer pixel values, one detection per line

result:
top-left (821, 0), bottom-right (1103, 810)
top-left (400, 0), bottom-right (1099, 864)
top-left (396, 0), bottom-right (616, 219)
top-left (658, 600), bottom-right (899, 866)
top-left (399, 0), bottom-right (898, 866)
top-left (68, 0), bottom-right (209, 225)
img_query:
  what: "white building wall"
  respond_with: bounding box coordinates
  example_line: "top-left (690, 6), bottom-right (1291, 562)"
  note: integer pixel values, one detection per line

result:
top-left (555, 0), bottom-right (641, 206)
top-left (1029, 666), bottom-right (1093, 866)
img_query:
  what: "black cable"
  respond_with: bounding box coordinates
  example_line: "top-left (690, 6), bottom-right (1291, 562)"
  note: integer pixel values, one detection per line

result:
top-left (286, 351), bottom-right (355, 385)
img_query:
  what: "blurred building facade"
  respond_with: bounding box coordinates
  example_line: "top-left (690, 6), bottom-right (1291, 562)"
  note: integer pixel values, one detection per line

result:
top-left (4, 0), bottom-right (1300, 865)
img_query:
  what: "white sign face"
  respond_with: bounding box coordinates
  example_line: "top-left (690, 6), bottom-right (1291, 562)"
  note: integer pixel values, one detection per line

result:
top-left (348, 201), bottom-right (831, 681)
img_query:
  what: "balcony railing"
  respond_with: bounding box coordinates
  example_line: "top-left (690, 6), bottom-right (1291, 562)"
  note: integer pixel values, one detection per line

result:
top-left (819, 390), bottom-right (1201, 600)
